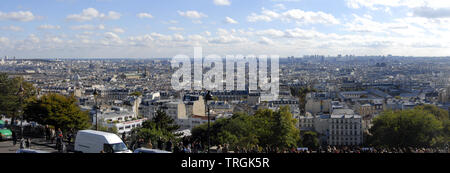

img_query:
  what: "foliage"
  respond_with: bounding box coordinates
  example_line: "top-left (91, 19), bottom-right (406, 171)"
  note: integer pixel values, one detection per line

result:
top-left (130, 91), bottom-right (142, 97)
top-left (0, 73), bottom-right (37, 120)
top-left (97, 123), bottom-right (118, 134)
top-left (24, 93), bottom-right (90, 132)
top-left (290, 87), bottom-right (317, 115)
top-left (132, 110), bottom-right (180, 143)
top-left (301, 131), bottom-right (320, 149)
top-left (369, 108), bottom-right (446, 147)
top-left (191, 106), bottom-right (300, 150)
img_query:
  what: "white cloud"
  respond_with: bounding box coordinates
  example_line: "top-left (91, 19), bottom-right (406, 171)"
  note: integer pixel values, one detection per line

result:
top-left (0, 25), bottom-right (24, 32)
top-left (112, 28), bottom-right (125, 33)
top-left (71, 24), bottom-right (105, 30)
top-left (259, 37), bottom-right (274, 45)
top-left (102, 32), bottom-right (122, 45)
top-left (248, 8), bottom-right (339, 24)
top-left (137, 13), bottom-right (154, 19)
top-left (0, 11), bottom-right (35, 22)
top-left (413, 7), bottom-right (450, 18)
top-left (346, 0), bottom-right (450, 10)
top-left (224, 16), bottom-right (238, 24)
top-left (38, 24), bottom-right (61, 30)
top-left (168, 26), bottom-right (184, 31)
top-left (256, 29), bottom-right (285, 37)
top-left (178, 10), bottom-right (207, 19)
top-left (66, 8), bottom-right (121, 22)
top-left (213, 0), bottom-right (231, 6)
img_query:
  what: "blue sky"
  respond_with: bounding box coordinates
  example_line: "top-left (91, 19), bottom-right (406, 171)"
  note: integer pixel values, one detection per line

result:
top-left (1, 0), bottom-right (450, 58)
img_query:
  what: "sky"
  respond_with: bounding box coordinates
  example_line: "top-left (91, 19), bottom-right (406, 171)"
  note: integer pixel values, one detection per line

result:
top-left (1, 0), bottom-right (450, 58)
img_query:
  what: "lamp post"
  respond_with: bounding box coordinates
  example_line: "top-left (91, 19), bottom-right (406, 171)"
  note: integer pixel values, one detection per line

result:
top-left (204, 91), bottom-right (213, 153)
top-left (17, 84), bottom-right (24, 139)
top-left (93, 89), bottom-right (99, 131)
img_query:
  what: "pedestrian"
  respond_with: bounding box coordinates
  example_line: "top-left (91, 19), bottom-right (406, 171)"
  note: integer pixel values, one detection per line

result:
top-left (157, 137), bottom-right (163, 150)
top-left (146, 139), bottom-right (153, 149)
top-left (217, 145), bottom-right (222, 153)
top-left (50, 128), bottom-right (55, 144)
top-left (26, 138), bottom-right (31, 148)
top-left (12, 130), bottom-right (17, 146)
top-left (165, 140), bottom-right (173, 152)
top-left (19, 138), bottom-right (25, 149)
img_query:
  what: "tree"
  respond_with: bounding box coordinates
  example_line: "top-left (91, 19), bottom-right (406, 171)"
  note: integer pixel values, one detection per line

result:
top-left (369, 109), bottom-right (444, 147)
top-left (0, 73), bottom-right (37, 122)
top-left (290, 87), bottom-right (317, 115)
top-left (153, 110), bottom-right (180, 133)
top-left (130, 91), bottom-right (142, 97)
top-left (24, 93), bottom-right (90, 132)
top-left (132, 110), bottom-right (180, 144)
top-left (301, 131), bottom-right (319, 149)
top-left (192, 106), bottom-right (301, 150)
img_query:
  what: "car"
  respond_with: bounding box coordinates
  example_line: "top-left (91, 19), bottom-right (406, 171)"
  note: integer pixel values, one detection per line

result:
top-left (133, 148), bottom-right (172, 153)
top-left (74, 130), bottom-right (132, 153)
top-left (0, 128), bottom-right (12, 141)
top-left (16, 149), bottom-right (51, 153)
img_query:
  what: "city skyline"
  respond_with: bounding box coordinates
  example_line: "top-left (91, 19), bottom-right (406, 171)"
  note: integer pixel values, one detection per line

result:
top-left (1, 0), bottom-right (450, 58)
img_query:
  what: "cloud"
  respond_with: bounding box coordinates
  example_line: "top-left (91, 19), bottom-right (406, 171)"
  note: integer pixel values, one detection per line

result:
top-left (112, 28), bottom-right (125, 33)
top-left (213, 0), bottom-right (231, 6)
top-left (168, 26), bottom-right (184, 31)
top-left (346, 0), bottom-right (450, 10)
top-left (137, 12), bottom-right (154, 19)
top-left (38, 24), bottom-right (61, 30)
top-left (71, 24), bottom-right (105, 30)
top-left (224, 16), bottom-right (238, 24)
top-left (413, 7), bottom-right (450, 18)
top-left (66, 8), bottom-right (121, 22)
top-left (255, 29), bottom-right (285, 37)
top-left (259, 37), bottom-right (274, 45)
top-left (248, 8), bottom-right (339, 24)
top-left (0, 25), bottom-right (24, 32)
top-left (0, 11), bottom-right (35, 22)
top-left (178, 10), bottom-right (208, 19)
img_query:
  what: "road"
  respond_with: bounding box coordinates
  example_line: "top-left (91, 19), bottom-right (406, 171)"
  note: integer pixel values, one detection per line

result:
top-left (0, 138), bottom-right (60, 153)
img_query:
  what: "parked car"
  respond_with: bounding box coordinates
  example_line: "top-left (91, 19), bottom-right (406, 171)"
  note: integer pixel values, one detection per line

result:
top-left (133, 148), bottom-right (172, 153)
top-left (0, 129), bottom-right (12, 141)
top-left (74, 130), bottom-right (132, 153)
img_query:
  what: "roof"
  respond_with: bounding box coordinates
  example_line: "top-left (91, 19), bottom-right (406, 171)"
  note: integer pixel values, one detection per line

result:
top-left (331, 109), bottom-right (355, 115)
top-left (77, 130), bottom-right (123, 143)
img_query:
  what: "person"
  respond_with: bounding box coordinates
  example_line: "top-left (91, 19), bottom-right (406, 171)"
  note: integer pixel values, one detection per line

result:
top-left (12, 130), bottom-right (17, 146)
top-left (122, 132), bottom-right (127, 143)
top-left (67, 129), bottom-right (73, 145)
top-left (157, 137), bottom-right (163, 150)
top-left (50, 128), bottom-right (55, 144)
top-left (217, 145), bottom-right (222, 153)
top-left (165, 140), bottom-right (173, 152)
top-left (26, 138), bottom-right (31, 148)
top-left (19, 138), bottom-right (25, 149)
top-left (146, 139), bottom-right (153, 149)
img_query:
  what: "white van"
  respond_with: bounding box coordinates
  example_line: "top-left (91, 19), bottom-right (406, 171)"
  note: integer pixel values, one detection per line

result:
top-left (74, 130), bottom-right (131, 153)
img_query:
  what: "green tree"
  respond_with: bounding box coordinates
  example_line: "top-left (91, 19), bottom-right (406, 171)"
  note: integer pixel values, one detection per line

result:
top-left (132, 110), bottom-right (181, 144)
top-left (130, 91), bottom-right (142, 97)
top-left (290, 87), bottom-right (317, 115)
top-left (301, 131), bottom-right (320, 149)
top-left (0, 73), bottom-right (37, 122)
top-left (153, 110), bottom-right (180, 133)
top-left (192, 106), bottom-right (301, 150)
top-left (24, 93), bottom-right (90, 132)
top-left (369, 109), bottom-right (444, 147)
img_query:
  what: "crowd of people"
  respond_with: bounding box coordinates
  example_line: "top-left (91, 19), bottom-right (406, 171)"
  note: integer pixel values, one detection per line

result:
top-left (121, 135), bottom-right (449, 153)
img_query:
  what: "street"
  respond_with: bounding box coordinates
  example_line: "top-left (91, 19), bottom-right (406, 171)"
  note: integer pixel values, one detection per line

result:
top-left (0, 138), bottom-right (60, 153)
